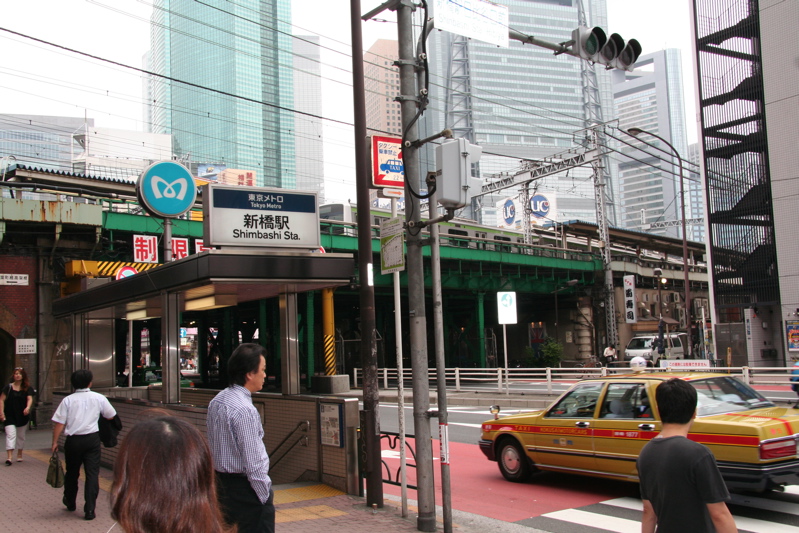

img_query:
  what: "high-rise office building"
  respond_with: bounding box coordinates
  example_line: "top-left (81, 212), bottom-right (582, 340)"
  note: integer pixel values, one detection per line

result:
top-left (417, 0), bottom-right (616, 224)
top-left (146, 0), bottom-right (295, 188)
top-left (293, 36), bottom-right (325, 201)
top-left (612, 49), bottom-right (695, 238)
top-left (691, 0), bottom-right (798, 364)
top-left (364, 39), bottom-right (402, 139)
top-left (0, 115), bottom-right (91, 173)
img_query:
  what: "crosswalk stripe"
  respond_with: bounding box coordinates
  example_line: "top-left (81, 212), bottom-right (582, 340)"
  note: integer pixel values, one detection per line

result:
top-left (732, 515), bottom-right (799, 532)
top-left (730, 492), bottom-right (799, 516)
top-left (541, 508), bottom-right (641, 533)
top-left (602, 497), bottom-right (642, 511)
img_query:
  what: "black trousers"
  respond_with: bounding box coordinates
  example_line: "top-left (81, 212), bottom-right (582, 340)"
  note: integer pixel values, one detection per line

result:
top-left (216, 472), bottom-right (275, 533)
top-left (63, 432), bottom-right (101, 514)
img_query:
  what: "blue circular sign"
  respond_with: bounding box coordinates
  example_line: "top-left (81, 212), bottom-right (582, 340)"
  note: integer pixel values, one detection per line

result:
top-left (529, 194), bottom-right (550, 219)
top-left (502, 199), bottom-right (516, 226)
top-left (136, 161), bottom-right (197, 218)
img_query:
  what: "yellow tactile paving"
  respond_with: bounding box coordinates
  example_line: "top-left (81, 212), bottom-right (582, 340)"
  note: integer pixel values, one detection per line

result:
top-left (276, 505), bottom-right (348, 523)
top-left (274, 484), bottom-right (345, 504)
top-left (26, 449), bottom-right (113, 492)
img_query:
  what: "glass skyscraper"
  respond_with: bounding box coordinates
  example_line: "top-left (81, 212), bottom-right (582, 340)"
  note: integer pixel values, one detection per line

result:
top-left (417, 0), bottom-right (616, 224)
top-left (146, 0), bottom-right (295, 188)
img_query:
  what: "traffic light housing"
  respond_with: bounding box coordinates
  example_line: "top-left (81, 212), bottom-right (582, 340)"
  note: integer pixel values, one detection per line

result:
top-left (435, 138), bottom-right (483, 209)
top-left (571, 26), bottom-right (641, 72)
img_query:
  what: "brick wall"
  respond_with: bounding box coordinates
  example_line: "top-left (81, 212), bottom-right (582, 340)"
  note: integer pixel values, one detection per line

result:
top-left (0, 255), bottom-right (38, 340)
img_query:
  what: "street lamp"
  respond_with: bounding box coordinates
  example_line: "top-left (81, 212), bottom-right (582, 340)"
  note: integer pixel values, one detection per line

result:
top-left (552, 279), bottom-right (579, 342)
top-left (628, 127), bottom-right (691, 356)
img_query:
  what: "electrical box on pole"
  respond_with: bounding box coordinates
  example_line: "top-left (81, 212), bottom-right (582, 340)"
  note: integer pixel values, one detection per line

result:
top-left (435, 138), bottom-right (483, 209)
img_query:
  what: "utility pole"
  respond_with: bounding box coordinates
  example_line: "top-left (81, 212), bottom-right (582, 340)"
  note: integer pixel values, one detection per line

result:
top-left (396, 3), bottom-right (436, 531)
top-left (349, 0), bottom-right (382, 509)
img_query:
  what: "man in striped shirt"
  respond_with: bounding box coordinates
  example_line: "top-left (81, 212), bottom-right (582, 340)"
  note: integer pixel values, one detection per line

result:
top-left (207, 343), bottom-right (274, 533)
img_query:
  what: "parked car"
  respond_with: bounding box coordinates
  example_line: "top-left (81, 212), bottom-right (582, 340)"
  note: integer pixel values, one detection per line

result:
top-left (623, 333), bottom-right (688, 362)
top-left (479, 372), bottom-right (799, 492)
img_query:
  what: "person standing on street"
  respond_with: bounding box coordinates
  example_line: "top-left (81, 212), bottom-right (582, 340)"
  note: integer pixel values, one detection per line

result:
top-left (602, 344), bottom-right (617, 367)
top-left (0, 367), bottom-right (35, 465)
top-left (207, 343), bottom-right (274, 533)
top-left (637, 378), bottom-right (737, 533)
top-left (51, 369), bottom-right (117, 521)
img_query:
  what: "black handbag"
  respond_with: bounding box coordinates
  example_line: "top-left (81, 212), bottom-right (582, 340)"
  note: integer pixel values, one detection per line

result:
top-left (46, 451), bottom-right (65, 488)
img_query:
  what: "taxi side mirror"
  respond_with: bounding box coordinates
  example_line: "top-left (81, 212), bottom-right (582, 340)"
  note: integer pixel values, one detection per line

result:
top-left (490, 405), bottom-right (501, 420)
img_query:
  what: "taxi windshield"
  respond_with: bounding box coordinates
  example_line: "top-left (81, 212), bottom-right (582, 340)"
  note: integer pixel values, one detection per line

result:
top-left (691, 376), bottom-right (775, 416)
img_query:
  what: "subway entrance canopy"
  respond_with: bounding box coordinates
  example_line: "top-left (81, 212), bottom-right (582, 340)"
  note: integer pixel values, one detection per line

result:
top-left (52, 248), bottom-right (355, 402)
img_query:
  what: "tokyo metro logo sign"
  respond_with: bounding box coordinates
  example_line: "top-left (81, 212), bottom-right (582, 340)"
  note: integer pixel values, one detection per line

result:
top-left (137, 161), bottom-right (197, 218)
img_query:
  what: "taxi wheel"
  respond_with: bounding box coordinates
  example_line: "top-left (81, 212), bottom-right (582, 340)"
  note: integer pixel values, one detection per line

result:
top-left (498, 439), bottom-right (531, 482)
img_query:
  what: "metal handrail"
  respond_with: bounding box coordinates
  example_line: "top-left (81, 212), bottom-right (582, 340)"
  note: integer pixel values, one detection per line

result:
top-left (269, 420), bottom-right (309, 469)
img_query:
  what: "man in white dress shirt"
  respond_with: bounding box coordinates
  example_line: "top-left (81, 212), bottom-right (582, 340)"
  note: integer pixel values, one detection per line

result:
top-left (52, 369), bottom-right (116, 521)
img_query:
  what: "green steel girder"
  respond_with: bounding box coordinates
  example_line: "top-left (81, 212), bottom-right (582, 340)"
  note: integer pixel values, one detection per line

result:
top-left (104, 211), bottom-right (203, 238)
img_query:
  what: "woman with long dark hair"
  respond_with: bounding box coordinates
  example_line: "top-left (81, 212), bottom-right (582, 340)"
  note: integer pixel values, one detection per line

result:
top-left (110, 416), bottom-right (235, 533)
top-left (0, 367), bottom-right (35, 465)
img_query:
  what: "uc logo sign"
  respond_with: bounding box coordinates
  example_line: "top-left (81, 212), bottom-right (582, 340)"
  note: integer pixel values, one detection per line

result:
top-left (502, 199), bottom-right (516, 226)
top-left (529, 194), bottom-right (550, 219)
top-left (137, 161), bottom-right (197, 218)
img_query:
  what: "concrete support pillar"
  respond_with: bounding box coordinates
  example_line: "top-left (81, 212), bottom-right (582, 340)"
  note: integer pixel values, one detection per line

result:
top-left (280, 293), bottom-right (300, 395)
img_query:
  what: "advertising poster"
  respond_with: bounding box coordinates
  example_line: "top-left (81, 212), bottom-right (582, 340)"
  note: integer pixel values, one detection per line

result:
top-left (787, 321), bottom-right (799, 352)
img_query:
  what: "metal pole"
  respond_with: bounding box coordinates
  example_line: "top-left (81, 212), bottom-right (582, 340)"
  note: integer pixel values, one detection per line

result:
top-left (554, 290), bottom-right (559, 343)
top-left (429, 192), bottom-right (452, 533)
top-left (163, 218), bottom-right (173, 262)
top-left (396, 3), bottom-right (436, 530)
top-left (627, 128), bottom-right (691, 354)
top-left (349, 0), bottom-right (382, 508)
top-left (503, 324), bottom-right (509, 395)
top-left (392, 198), bottom-right (408, 518)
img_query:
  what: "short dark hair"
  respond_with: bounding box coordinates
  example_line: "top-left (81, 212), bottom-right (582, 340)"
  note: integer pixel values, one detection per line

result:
top-left (656, 378), bottom-right (697, 424)
top-left (71, 369), bottom-right (93, 389)
top-left (227, 343), bottom-right (266, 387)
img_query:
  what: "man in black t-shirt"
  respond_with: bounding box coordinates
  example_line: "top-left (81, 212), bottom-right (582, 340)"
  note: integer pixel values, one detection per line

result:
top-left (636, 378), bottom-right (737, 533)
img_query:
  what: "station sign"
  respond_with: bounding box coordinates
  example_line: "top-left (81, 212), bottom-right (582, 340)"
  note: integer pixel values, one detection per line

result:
top-left (137, 161), bottom-right (197, 218)
top-left (497, 291), bottom-right (517, 325)
top-left (203, 184), bottom-right (320, 249)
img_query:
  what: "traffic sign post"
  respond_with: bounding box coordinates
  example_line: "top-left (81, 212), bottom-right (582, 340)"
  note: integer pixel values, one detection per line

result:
top-left (497, 291), bottom-right (517, 395)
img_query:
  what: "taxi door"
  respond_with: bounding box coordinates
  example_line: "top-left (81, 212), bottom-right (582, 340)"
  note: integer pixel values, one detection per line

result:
top-left (532, 381), bottom-right (603, 473)
top-left (592, 382), bottom-right (660, 480)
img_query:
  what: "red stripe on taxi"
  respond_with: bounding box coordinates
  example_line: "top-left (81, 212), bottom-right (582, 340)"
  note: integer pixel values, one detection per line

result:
top-left (484, 423), bottom-right (761, 447)
top-left (723, 412), bottom-right (795, 435)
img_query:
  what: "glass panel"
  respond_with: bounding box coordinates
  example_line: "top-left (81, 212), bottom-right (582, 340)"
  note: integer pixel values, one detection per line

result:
top-left (546, 382), bottom-right (604, 418)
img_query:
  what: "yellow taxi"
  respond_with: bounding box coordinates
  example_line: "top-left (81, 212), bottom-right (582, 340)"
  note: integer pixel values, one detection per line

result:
top-left (479, 372), bottom-right (799, 492)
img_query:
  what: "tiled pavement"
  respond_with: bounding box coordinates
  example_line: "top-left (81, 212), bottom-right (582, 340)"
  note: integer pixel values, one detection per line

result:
top-left (2, 428), bottom-right (533, 533)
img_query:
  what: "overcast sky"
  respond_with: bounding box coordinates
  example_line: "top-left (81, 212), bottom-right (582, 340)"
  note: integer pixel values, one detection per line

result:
top-left (0, 0), bottom-right (696, 195)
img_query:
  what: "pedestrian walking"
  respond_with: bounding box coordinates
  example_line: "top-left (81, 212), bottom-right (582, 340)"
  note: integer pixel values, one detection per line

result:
top-left (51, 369), bottom-right (117, 521)
top-left (207, 343), bottom-right (274, 533)
top-left (603, 344), bottom-right (617, 366)
top-left (637, 378), bottom-right (737, 533)
top-left (790, 360), bottom-right (799, 408)
top-left (0, 367), bottom-right (35, 464)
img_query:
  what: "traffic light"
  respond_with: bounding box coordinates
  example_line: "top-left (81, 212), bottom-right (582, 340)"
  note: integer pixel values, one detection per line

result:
top-left (571, 26), bottom-right (607, 62)
top-left (435, 138), bottom-right (482, 209)
top-left (571, 26), bottom-right (641, 72)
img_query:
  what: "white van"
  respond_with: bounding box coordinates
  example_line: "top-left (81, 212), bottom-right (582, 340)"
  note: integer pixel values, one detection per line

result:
top-left (624, 333), bottom-right (688, 363)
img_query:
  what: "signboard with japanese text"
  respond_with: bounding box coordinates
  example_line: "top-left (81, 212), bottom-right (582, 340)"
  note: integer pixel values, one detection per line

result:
top-left (133, 235), bottom-right (158, 263)
top-left (659, 359), bottom-right (711, 370)
top-left (380, 217), bottom-right (405, 275)
top-left (16, 338), bottom-right (36, 355)
top-left (319, 403), bottom-right (343, 447)
top-left (194, 240), bottom-right (215, 254)
top-left (0, 274), bottom-right (29, 286)
top-left (171, 238), bottom-right (190, 260)
top-left (623, 275), bottom-right (637, 323)
top-left (371, 136), bottom-right (404, 189)
top-left (203, 185), bottom-right (320, 249)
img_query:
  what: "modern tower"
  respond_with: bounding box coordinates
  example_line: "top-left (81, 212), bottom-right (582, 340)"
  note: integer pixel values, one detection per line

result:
top-left (417, 0), bottom-right (616, 224)
top-left (293, 35), bottom-right (325, 201)
top-left (364, 39), bottom-right (402, 139)
top-left (146, 0), bottom-right (295, 188)
top-left (612, 49), bottom-right (694, 238)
